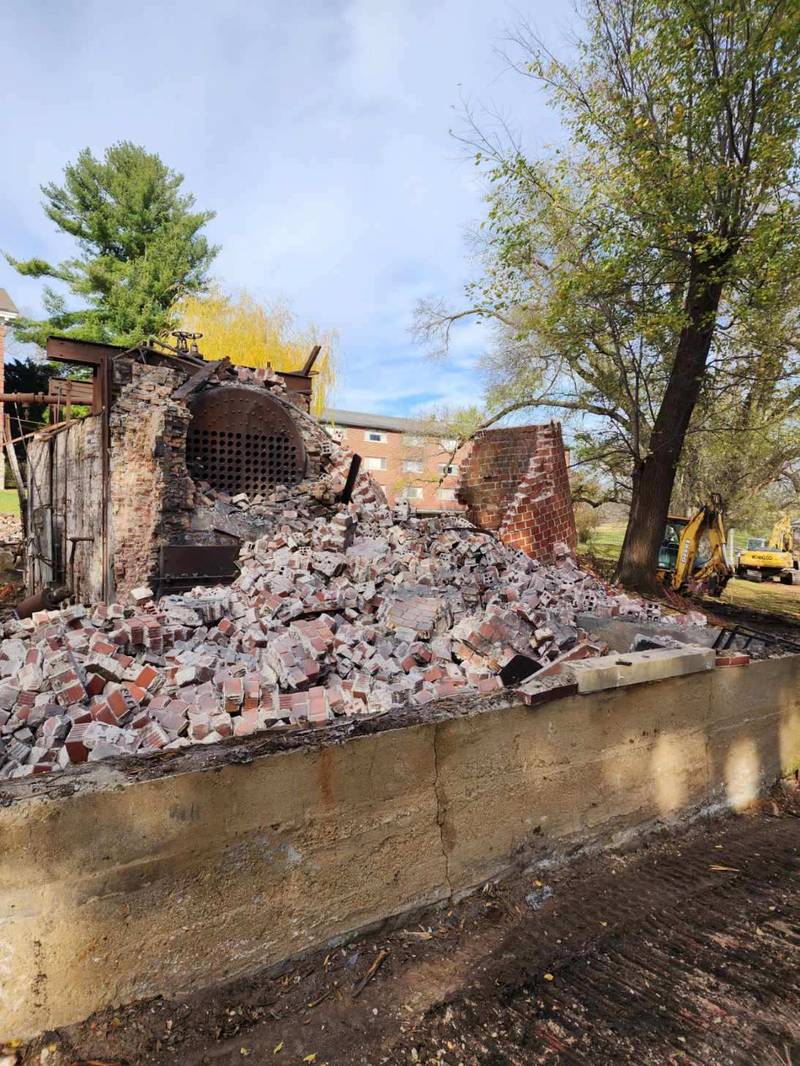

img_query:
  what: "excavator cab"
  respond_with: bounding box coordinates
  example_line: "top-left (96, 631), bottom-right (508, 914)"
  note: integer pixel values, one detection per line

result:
top-left (657, 494), bottom-right (733, 597)
top-left (657, 521), bottom-right (684, 573)
top-left (745, 537), bottom-right (767, 551)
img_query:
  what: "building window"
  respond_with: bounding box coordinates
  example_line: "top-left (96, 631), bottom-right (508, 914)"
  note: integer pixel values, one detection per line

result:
top-left (405, 434), bottom-right (425, 447)
top-left (438, 463), bottom-right (459, 476)
top-left (440, 438), bottom-right (458, 451)
top-left (403, 459), bottom-right (423, 473)
top-left (363, 456), bottom-right (387, 471)
top-left (438, 487), bottom-right (457, 501)
top-left (365, 430), bottom-right (386, 443)
top-left (402, 486), bottom-right (424, 500)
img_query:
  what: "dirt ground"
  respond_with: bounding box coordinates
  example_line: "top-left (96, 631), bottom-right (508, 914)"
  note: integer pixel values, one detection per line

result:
top-left (12, 783), bottom-right (800, 1066)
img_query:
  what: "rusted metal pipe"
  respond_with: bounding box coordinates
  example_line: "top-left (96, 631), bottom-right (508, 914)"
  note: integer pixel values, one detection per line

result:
top-left (15, 585), bottom-right (71, 618)
top-left (0, 393), bottom-right (62, 404)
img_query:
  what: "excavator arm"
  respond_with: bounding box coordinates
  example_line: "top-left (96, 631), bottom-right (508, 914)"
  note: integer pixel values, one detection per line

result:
top-left (672, 509), bottom-right (708, 590)
top-left (664, 494), bottom-right (733, 596)
top-left (768, 513), bottom-right (793, 552)
top-left (687, 505), bottom-right (730, 596)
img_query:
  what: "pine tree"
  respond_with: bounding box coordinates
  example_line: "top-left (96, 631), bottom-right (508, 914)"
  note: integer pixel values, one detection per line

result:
top-left (7, 142), bottom-right (218, 347)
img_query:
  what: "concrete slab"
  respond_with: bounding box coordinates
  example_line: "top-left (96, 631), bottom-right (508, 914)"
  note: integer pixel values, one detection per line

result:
top-left (576, 614), bottom-right (722, 652)
top-left (569, 646), bottom-right (716, 694)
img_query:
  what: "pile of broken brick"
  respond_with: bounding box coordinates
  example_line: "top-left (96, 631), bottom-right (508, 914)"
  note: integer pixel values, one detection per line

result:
top-left (0, 513), bottom-right (22, 543)
top-left (0, 494), bottom-right (690, 780)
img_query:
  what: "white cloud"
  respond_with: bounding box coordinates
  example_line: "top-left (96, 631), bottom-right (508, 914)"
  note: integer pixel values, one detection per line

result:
top-left (0, 0), bottom-right (570, 414)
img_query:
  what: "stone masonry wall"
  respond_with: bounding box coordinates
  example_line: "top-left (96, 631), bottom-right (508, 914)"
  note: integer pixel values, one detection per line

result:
top-left (457, 423), bottom-right (577, 564)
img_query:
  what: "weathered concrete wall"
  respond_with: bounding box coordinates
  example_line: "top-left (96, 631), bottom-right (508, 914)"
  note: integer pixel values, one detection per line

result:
top-left (1, 656), bottom-right (799, 1039)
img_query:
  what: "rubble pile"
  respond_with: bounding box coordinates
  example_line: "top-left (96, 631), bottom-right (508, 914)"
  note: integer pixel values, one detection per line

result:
top-left (189, 475), bottom-right (347, 542)
top-left (0, 512), bottom-right (22, 543)
top-left (0, 491), bottom-right (670, 781)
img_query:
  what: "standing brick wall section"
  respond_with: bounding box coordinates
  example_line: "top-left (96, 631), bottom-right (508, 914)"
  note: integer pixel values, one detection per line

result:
top-left (456, 422), bottom-right (577, 563)
top-left (108, 363), bottom-right (191, 596)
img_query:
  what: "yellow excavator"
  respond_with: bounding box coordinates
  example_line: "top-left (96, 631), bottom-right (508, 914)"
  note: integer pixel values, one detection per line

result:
top-left (657, 495), bottom-right (733, 597)
top-left (736, 513), bottom-right (799, 583)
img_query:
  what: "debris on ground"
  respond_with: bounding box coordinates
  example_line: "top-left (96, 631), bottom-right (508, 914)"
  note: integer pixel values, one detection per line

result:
top-left (18, 788), bottom-right (800, 1066)
top-left (524, 883), bottom-right (553, 910)
top-left (0, 478), bottom-right (685, 779)
top-left (0, 513), bottom-right (22, 544)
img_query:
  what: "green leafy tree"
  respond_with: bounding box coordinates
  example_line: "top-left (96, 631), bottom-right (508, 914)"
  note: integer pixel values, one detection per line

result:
top-left (672, 402), bottom-right (800, 526)
top-left (418, 0), bottom-right (800, 593)
top-left (7, 142), bottom-right (218, 347)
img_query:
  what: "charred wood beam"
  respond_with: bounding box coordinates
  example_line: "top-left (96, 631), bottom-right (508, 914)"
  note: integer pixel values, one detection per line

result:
top-left (171, 358), bottom-right (231, 402)
top-left (339, 454), bottom-right (362, 504)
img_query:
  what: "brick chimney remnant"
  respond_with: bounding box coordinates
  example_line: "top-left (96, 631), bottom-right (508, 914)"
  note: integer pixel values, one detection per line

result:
top-left (456, 421), bottom-right (577, 563)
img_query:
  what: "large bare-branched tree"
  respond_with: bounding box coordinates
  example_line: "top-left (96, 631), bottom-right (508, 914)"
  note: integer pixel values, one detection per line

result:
top-left (418, 0), bottom-right (800, 592)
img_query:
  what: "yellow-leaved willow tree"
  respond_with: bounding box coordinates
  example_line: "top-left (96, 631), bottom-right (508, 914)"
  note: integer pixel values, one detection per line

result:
top-left (176, 288), bottom-right (336, 415)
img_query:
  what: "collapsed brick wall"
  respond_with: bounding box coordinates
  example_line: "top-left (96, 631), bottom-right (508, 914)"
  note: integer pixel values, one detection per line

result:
top-left (456, 423), bottom-right (577, 563)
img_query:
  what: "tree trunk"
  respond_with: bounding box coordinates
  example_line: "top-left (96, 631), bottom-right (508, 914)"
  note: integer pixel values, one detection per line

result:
top-left (616, 257), bottom-right (726, 594)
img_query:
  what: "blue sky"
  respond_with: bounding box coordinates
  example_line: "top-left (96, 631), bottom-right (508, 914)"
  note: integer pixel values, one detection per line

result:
top-left (1, 0), bottom-right (570, 415)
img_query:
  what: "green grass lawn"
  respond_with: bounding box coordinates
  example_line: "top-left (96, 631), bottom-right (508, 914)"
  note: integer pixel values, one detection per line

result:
top-left (584, 522), bottom-right (626, 563)
top-left (720, 576), bottom-right (800, 623)
top-left (582, 521), bottom-right (800, 623)
top-left (0, 490), bottom-right (20, 516)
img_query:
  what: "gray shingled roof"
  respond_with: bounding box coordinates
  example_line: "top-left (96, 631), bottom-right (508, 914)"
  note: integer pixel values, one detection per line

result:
top-left (321, 407), bottom-right (435, 435)
top-left (0, 289), bottom-right (19, 317)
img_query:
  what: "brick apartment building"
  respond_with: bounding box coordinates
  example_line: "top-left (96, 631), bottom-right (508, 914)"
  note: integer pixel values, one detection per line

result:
top-left (322, 408), bottom-right (467, 511)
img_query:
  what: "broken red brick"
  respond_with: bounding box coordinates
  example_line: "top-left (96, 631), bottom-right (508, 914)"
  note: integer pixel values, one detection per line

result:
top-left (135, 665), bottom-right (163, 692)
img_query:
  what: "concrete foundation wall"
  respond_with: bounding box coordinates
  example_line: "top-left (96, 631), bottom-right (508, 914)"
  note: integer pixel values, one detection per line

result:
top-left (1, 657), bottom-right (799, 1039)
